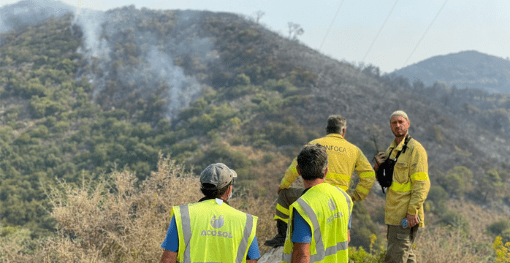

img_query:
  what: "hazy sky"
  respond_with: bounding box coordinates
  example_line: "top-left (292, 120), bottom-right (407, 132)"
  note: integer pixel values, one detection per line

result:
top-left (2, 0), bottom-right (509, 73)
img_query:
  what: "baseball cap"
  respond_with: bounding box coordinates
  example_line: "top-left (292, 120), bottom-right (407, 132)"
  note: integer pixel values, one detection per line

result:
top-left (200, 163), bottom-right (237, 189)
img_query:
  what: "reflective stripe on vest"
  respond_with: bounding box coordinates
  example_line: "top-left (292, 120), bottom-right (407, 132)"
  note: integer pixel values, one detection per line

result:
top-left (235, 214), bottom-right (254, 263)
top-left (179, 204), bottom-right (192, 262)
top-left (282, 241), bottom-right (348, 261)
top-left (296, 198), bottom-right (325, 259)
top-left (335, 187), bottom-right (352, 215)
top-left (389, 181), bottom-right (412, 192)
top-left (178, 205), bottom-right (254, 263)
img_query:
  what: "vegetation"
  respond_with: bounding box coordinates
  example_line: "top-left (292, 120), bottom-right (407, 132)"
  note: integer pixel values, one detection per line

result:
top-left (0, 156), bottom-right (274, 262)
top-left (0, 3), bottom-right (509, 261)
top-left (493, 236), bottom-right (510, 263)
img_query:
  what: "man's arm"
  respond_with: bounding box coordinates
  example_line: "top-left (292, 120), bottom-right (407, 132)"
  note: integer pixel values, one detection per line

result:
top-left (279, 158), bottom-right (299, 191)
top-left (246, 236), bottom-right (261, 261)
top-left (291, 243), bottom-right (310, 263)
top-left (351, 148), bottom-right (376, 201)
top-left (290, 210), bottom-right (312, 262)
top-left (161, 250), bottom-right (177, 263)
top-left (407, 144), bottom-right (430, 227)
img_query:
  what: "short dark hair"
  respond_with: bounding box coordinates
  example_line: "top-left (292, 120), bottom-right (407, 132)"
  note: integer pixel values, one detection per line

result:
top-left (297, 144), bottom-right (328, 181)
top-left (325, 115), bottom-right (346, 134)
top-left (201, 182), bottom-right (231, 199)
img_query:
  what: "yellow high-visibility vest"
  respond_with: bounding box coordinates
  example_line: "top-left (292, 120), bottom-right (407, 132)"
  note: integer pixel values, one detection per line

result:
top-left (282, 183), bottom-right (352, 263)
top-left (171, 199), bottom-right (258, 263)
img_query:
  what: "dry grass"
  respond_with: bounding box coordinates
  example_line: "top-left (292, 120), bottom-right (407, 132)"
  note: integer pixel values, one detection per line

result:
top-left (0, 155), bottom-right (201, 262)
top-left (46, 155), bottom-right (200, 262)
top-left (0, 154), bottom-right (502, 262)
top-left (414, 199), bottom-right (504, 262)
top-left (418, 227), bottom-right (494, 263)
top-left (359, 191), bottom-right (501, 262)
top-left (0, 155), bottom-right (277, 262)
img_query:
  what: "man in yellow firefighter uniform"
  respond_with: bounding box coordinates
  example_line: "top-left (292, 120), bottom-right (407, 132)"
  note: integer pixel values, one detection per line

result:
top-left (374, 111), bottom-right (430, 263)
top-left (281, 144), bottom-right (352, 262)
top-left (265, 115), bottom-right (374, 247)
top-left (160, 163), bottom-right (260, 263)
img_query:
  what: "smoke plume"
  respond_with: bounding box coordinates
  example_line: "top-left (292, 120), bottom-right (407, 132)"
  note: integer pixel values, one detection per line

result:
top-left (1, 2), bottom-right (221, 121)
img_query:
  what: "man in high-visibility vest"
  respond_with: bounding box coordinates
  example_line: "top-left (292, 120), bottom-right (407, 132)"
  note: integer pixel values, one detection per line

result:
top-left (265, 115), bottom-right (374, 247)
top-left (281, 144), bottom-right (352, 262)
top-left (374, 111), bottom-right (430, 263)
top-left (160, 163), bottom-right (260, 263)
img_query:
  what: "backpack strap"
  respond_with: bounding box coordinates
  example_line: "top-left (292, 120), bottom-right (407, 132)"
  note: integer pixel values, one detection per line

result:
top-left (394, 135), bottom-right (412, 160)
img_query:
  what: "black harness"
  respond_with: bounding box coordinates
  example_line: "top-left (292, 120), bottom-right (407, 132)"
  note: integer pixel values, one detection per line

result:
top-left (376, 135), bottom-right (412, 193)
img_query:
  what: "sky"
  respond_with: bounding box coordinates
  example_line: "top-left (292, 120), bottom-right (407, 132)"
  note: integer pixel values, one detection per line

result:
top-left (1, 0), bottom-right (509, 73)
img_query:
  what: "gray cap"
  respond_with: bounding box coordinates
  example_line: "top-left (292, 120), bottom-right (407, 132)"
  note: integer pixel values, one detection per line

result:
top-left (200, 163), bottom-right (237, 189)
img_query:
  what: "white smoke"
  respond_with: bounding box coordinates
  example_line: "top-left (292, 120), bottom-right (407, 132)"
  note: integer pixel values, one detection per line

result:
top-left (72, 8), bottom-right (110, 60)
top-left (0, 2), bottom-right (218, 121)
top-left (146, 46), bottom-right (202, 119)
top-left (70, 7), bottom-right (216, 121)
top-left (0, 19), bottom-right (8, 33)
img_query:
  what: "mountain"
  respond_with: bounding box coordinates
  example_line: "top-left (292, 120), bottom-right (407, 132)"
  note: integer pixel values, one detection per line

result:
top-left (0, 0), bottom-right (75, 34)
top-left (392, 50), bottom-right (510, 93)
top-left (0, 2), bottom-right (509, 261)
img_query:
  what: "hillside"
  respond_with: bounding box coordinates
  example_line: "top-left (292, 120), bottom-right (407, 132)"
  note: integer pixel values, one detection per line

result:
top-left (392, 50), bottom-right (510, 93)
top-left (0, 1), bottom-right (509, 261)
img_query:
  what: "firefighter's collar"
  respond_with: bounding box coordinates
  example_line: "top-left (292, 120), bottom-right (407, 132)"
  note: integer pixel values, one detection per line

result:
top-left (391, 135), bottom-right (410, 151)
top-left (326, 133), bottom-right (344, 139)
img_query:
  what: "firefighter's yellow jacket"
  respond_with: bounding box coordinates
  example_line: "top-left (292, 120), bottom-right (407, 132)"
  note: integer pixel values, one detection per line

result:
top-left (279, 134), bottom-right (375, 201)
top-left (384, 136), bottom-right (430, 227)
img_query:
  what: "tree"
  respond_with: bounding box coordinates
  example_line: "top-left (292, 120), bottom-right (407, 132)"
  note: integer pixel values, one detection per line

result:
top-left (361, 64), bottom-right (380, 78)
top-left (480, 170), bottom-right (506, 202)
top-left (253, 10), bottom-right (265, 24)
top-left (437, 166), bottom-right (473, 198)
top-left (287, 22), bottom-right (304, 40)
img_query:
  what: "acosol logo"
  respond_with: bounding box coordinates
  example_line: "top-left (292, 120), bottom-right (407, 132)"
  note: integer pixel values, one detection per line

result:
top-left (210, 215), bottom-right (224, 229)
top-left (328, 198), bottom-right (336, 211)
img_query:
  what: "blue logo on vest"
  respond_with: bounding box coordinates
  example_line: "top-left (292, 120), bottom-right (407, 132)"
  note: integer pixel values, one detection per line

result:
top-left (211, 215), bottom-right (224, 229)
top-left (328, 198), bottom-right (336, 211)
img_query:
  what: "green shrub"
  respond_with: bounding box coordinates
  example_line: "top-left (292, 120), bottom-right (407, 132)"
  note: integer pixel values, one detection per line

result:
top-left (487, 219), bottom-right (510, 236)
top-left (428, 185), bottom-right (449, 204)
top-left (350, 202), bottom-right (383, 251)
top-left (440, 211), bottom-right (470, 236)
top-left (14, 134), bottom-right (32, 145)
top-left (262, 153), bottom-right (275, 164)
top-left (234, 73), bottom-right (250, 86)
top-left (501, 229), bottom-right (510, 244)
top-left (29, 96), bottom-right (65, 118)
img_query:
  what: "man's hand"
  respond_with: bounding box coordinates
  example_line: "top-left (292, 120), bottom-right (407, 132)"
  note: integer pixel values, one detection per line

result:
top-left (375, 152), bottom-right (387, 165)
top-left (374, 152), bottom-right (387, 170)
top-left (406, 213), bottom-right (419, 228)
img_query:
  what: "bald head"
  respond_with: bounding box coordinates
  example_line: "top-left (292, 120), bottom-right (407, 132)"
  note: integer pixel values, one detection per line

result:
top-left (390, 111), bottom-right (409, 123)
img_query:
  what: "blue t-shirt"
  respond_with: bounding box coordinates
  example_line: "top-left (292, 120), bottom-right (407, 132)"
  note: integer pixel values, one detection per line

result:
top-left (291, 210), bottom-right (352, 243)
top-left (161, 215), bottom-right (260, 260)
